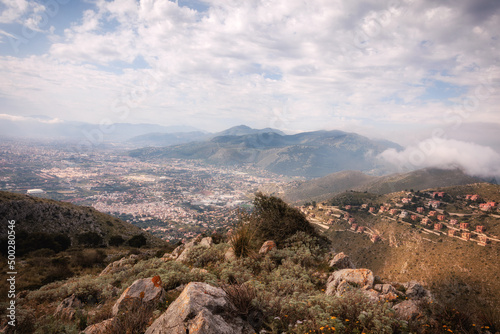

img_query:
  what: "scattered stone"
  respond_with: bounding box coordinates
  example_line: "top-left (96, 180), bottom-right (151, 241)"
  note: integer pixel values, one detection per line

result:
top-left (83, 318), bottom-right (114, 334)
top-left (112, 276), bottom-right (166, 316)
top-left (99, 254), bottom-right (139, 276)
top-left (162, 244), bottom-right (185, 261)
top-left (404, 281), bottom-right (432, 300)
top-left (374, 283), bottom-right (398, 295)
top-left (54, 294), bottom-right (82, 320)
top-left (329, 252), bottom-right (355, 270)
top-left (325, 269), bottom-right (375, 296)
top-left (258, 240), bottom-right (276, 254)
top-left (224, 247), bottom-right (237, 262)
top-left (145, 282), bottom-right (255, 334)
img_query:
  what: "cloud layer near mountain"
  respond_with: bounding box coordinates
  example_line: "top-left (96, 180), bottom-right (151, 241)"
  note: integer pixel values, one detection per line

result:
top-left (378, 138), bottom-right (500, 178)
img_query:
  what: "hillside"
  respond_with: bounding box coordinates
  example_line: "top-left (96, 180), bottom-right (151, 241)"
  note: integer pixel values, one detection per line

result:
top-left (284, 168), bottom-right (484, 203)
top-left (3, 192), bottom-right (498, 333)
top-left (130, 129), bottom-right (402, 178)
top-left (0, 191), bottom-right (166, 248)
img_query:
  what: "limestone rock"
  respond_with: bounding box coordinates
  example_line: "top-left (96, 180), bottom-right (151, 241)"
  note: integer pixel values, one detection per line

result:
top-left (176, 239), bottom-right (200, 263)
top-left (112, 276), bottom-right (166, 316)
top-left (199, 237), bottom-right (213, 248)
top-left (224, 247), bottom-right (237, 262)
top-left (328, 252), bottom-right (355, 270)
top-left (144, 282), bottom-right (254, 334)
top-left (393, 300), bottom-right (421, 320)
top-left (374, 284), bottom-right (398, 295)
top-left (325, 269), bottom-right (375, 296)
top-left (83, 318), bottom-right (114, 334)
top-left (54, 294), bottom-right (82, 320)
top-left (162, 244), bottom-right (185, 261)
top-left (99, 254), bottom-right (138, 276)
top-left (258, 240), bottom-right (276, 254)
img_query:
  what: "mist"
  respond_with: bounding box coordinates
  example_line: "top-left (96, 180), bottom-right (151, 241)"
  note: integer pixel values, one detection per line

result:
top-left (377, 138), bottom-right (500, 179)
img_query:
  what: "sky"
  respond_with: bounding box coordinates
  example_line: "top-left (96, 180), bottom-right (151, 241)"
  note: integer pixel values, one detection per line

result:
top-left (0, 0), bottom-right (499, 149)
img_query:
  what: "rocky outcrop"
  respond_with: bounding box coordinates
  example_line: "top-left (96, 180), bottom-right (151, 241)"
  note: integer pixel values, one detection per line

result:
top-left (83, 319), bottom-right (114, 334)
top-left (172, 236), bottom-right (214, 263)
top-left (328, 252), bottom-right (355, 270)
top-left (325, 269), bottom-right (375, 296)
top-left (258, 240), bottom-right (276, 254)
top-left (54, 294), bottom-right (82, 320)
top-left (144, 282), bottom-right (254, 334)
top-left (99, 254), bottom-right (139, 276)
top-left (112, 276), bottom-right (166, 316)
top-left (199, 237), bottom-right (213, 248)
top-left (162, 244), bottom-right (185, 261)
top-left (404, 281), bottom-right (432, 300)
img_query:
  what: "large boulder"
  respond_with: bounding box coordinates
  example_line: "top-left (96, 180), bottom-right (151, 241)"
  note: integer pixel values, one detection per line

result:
top-left (83, 319), bottom-right (114, 334)
top-left (144, 282), bottom-right (255, 334)
top-left (328, 252), bottom-right (355, 270)
top-left (112, 276), bottom-right (166, 316)
top-left (258, 240), bottom-right (276, 254)
top-left (54, 294), bottom-right (82, 320)
top-left (325, 269), bottom-right (375, 296)
top-left (100, 254), bottom-right (139, 276)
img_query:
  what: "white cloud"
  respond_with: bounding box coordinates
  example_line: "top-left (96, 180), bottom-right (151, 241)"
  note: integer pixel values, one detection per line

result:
top-left (0, 0), bottom-right (499, 136)
top-left (378, 138), bottom-right (500, 178)
top-left (0, 113), bottom-right (63, 123)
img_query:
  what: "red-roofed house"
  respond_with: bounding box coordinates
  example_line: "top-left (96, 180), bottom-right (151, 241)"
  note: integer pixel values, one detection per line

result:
top-left (417, 207), bottom-right (425, 213)
top-left (460, 222), bottom-right (470, 230)
top-left (476, 225), bottom-right (486, 233)
top-left (462, 232), bottom-right (471, 241)
top-left (434, 223), bottom-right (443, 231)
top-left (437, 215), bottom-right (445, 221)
top-left (429, 211), bottom-right (437, 217)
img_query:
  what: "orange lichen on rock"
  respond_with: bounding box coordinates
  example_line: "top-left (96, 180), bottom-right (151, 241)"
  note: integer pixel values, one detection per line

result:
top-left (152, 275), bottom-right (162, 288)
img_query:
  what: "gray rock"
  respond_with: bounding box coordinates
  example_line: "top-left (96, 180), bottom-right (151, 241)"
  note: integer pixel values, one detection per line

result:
top-left (199, 237), bottom-right (213, 248)
top-left (328, 252), bottom-right (355, 270)
top-left (54, 294), bottom-right (82, 320)
top-left (393, 300), bottom-right (421, 320)
top-left (112, 276), bottom-right (166, 316)
top-left (83, 318), bottom-right (114, 334)
top-left (162, 244), bottom-right (185, 261)
top-left (145, 282), bottom-right (255, 334)
top-left (325, 269), bottom-right (375, 296)
top-left (404, 281), bottom-right (432, 300)
top-left (99, 254), bottom-right (139, 276)
top-left (224, 247), bottom-right (237, 262)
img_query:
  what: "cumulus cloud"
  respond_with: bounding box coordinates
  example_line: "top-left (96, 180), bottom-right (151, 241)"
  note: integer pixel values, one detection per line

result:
top-left (0, 0), bottom-right (499, 134)
top-left (378, 138), bottom-right (500, 178)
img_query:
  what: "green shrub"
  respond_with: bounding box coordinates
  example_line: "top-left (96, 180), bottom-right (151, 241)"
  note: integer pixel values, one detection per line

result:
top-left (109, 235), bottom-right (125, 246)
top-left (77, 232), bottom-right (104, 247)
top-left (128, 234), bottom-right (147, 248)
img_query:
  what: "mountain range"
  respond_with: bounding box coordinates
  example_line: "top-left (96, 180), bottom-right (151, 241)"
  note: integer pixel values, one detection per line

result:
top-left (130, 127), bottom-right (402, 178)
